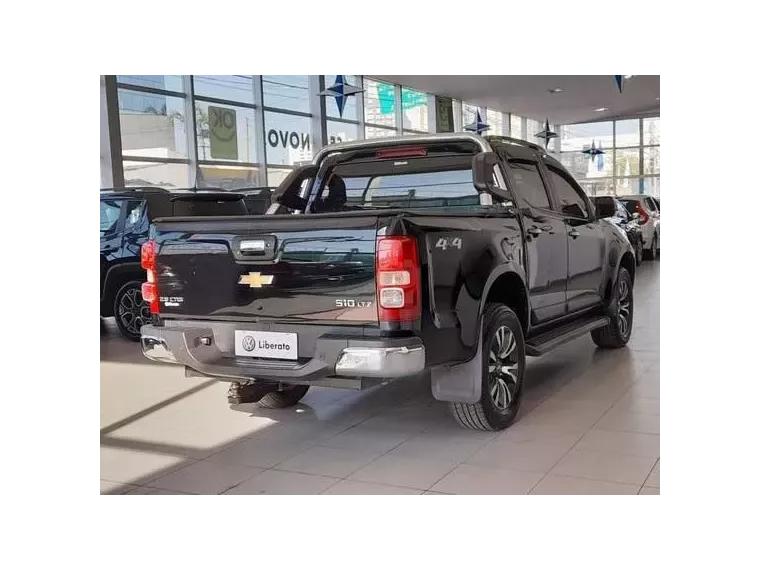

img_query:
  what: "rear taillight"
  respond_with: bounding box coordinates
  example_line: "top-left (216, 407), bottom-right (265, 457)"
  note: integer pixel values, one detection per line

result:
top-left (636, 203), bottom-right (649, 225)
top-left (376, 236), bottom-right (420, 323)
top-left (140, 239), bottom-right (159, 314)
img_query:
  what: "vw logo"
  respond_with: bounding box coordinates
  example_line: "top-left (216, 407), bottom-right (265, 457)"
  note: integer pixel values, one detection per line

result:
top-left (242, 335), bottom-right (256, 352)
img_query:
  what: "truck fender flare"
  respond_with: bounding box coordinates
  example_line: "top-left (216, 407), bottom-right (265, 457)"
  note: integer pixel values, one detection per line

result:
top-left (432, 265), bottom-right (528, 405)
top-left (458, 263), bottom-right (530, 349)
top-left (102, 262), bottom-right (144, 305)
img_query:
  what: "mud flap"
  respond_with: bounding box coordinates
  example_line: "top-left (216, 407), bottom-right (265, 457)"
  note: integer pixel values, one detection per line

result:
top-left (430, 325), bottom-right (483, 404)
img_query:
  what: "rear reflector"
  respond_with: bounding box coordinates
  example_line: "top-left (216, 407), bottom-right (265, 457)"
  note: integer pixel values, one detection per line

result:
top-left (375, 147), bottom-right (427, 159)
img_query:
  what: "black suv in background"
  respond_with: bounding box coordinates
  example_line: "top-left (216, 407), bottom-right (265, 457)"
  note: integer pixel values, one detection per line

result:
top-left (100, 188), bottom-right (248, 340)
top-left (593, 196), bottom-right (644, 265)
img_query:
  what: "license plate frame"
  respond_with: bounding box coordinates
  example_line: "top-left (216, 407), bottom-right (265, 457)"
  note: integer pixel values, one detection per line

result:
top-left (234, 330), bottom-right (298, 360)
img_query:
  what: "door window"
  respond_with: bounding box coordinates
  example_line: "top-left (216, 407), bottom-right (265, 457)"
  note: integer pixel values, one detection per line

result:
top-left (507, 161), bottom-right (551, 209)
top-left (100, 200), bottom-right (122, 234)
top-left (615, 200), bottom-right (629, 221)
top-left (547, 167), bottom-right (589, 219)
top-left (124, 201), bottom-right (144, 231)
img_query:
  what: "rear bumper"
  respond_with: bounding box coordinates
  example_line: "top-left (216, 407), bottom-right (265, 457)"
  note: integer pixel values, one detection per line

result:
top-left (140, 322), bottom-right (425, 385)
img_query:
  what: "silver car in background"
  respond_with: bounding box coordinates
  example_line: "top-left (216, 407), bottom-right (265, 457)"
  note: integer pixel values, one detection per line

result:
top-left (619, 194), bottom-right (660, 260)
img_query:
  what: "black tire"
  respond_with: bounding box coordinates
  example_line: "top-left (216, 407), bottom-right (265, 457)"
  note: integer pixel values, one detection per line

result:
top-left (635, 239), bottom-right (644, 266)
top-left (643, 233), bottom-right (657, 260)
top-left (257, 385), bottom-right (310, 409)
top-left (591, 267), bottom-right (633, 349)
top-left (113, 280), bottom-right (151, 342)
top-left (449, 304), bottom-right (525, 431)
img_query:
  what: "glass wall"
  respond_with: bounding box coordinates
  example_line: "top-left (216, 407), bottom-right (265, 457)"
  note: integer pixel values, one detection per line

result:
top-left (558, 117), bottom-right (660, 197)
top-left (103, 75), bottom-right (556, 190)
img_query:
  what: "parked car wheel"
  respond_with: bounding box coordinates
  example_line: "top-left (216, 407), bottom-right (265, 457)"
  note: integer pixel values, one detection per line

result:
top-left (449, 303), bottom-right (525, 431)
top-left (257, 385), bottom-right (310, 409)
top-left (114, 280), bottom-right (151, 341)
top-left (635, 239), bottom-right (644, 266)
top-left (591, 267), bottom-right (634, 349)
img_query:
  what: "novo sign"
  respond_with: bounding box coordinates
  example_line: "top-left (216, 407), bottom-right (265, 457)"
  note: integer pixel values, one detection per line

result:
top-left (266, 130), bottom-right (345, 150)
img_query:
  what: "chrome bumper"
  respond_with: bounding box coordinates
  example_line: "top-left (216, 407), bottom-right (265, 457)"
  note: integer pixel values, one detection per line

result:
top-left (140, 323), bottom-right (425, 383)
top-left (141, 333), bottom-right (178, 364)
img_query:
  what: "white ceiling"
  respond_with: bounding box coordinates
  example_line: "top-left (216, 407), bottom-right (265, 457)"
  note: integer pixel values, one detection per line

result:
top-left (372, 75), bottom-right (660, 125)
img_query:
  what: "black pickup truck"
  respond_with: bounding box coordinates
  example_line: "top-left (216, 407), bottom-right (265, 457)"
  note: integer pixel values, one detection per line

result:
top-left (140, 133), bottom-right (635, 431)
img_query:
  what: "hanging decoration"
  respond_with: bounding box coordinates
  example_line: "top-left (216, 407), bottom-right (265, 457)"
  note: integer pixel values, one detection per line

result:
top-left (534, 118), bottom-right (557, 148)
top-left (319, 75), bottom-right (363, 118)
top-left (464, 110), bottom-right (490, 135)
top-left (614, 75), bottom-right (624, 93)
top-left (583, 141), bottom-right (604, 160)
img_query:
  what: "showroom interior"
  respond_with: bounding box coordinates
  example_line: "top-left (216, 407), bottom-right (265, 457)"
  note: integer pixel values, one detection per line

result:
top-left (101, 75), bottom-right (660, 495)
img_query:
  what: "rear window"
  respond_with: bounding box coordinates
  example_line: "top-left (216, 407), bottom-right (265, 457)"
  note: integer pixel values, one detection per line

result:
top-left (316, 152), bottom-right (481, 211)
top-left (620, 199), bottom-right (638, 215)
top-left (344, 169), bottom-right (478, 209)
top-left (171, 197), bottom-right (247, 216)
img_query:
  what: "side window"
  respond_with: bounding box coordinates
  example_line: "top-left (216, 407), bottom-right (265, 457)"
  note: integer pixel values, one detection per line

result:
top-left (547, 167), bottom-right (589, 219)
top-left (100, 200), bottom-right (122, 235)
top-left (645, 197), bottom-right (657, 212)
top-left (124, 200), bottom-right (144, 232)
top-left (507, 161), bottom-right (551, 209)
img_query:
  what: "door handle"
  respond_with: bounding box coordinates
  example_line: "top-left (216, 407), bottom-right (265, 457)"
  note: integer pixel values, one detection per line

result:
top-left (527, 225), bottom-right (542, 237)
top-left (568, 229), bottom-right (580, 239)
top-left (540, 225), bottom-right (555, 234)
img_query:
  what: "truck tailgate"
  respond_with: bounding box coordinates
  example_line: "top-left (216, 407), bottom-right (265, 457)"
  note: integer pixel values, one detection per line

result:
top-left (153, 215), bottom-right (379, 324)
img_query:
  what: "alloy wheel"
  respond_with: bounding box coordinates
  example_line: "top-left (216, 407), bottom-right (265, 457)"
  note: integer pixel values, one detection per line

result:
top-left (488, 326), bottom-right (520, 411)
top-left (617, 278), bottom-right (632, 338)
top-left (117, 287), bottom-right (150, 336)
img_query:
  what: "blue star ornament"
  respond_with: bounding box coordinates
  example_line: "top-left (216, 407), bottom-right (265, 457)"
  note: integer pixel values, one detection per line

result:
top-left (464, 111), bottom-right (490, 134)
top-left (319, 75), bottom-right (363, 118)
top-left (582, 140), bottom-right (605, 159)
top-left (534, 118), bottom-right (557, 148)
top-left (614, 75), bottom-right (624, 93)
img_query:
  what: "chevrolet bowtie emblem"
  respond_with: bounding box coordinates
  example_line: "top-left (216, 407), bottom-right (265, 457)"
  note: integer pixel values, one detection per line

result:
top-left (238, 272), bottom-right (274, 288)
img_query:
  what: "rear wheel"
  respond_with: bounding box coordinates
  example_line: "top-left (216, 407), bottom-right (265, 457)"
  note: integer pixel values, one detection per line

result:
top-left (114, 280), bottom-right (150, 341)
top-left (591, 267), bottom-right (633, 349)
top-left (449, 304), bottom-right (525, 431)
top-left (257, 384), bottom-right (310, 409)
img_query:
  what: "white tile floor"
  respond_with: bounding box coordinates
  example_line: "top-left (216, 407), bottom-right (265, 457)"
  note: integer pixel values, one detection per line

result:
top-left (101, 262), bottom-right (660, 495)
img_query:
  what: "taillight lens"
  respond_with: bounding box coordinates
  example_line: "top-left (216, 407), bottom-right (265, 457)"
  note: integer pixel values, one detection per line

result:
top-left (376, 236), bottom-right (420, 323)
top-left (140, 240), bottom-right (159, 314)
top-left (636, 203), bottom-right (649, 225)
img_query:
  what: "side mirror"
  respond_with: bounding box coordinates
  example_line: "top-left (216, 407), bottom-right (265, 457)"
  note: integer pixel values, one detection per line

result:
top-left (594, 196), bottom-right (616, 219)
top-left (272, 164), bottom-right (319, 210)
top-left (472, 152), bottom-right (500, 192)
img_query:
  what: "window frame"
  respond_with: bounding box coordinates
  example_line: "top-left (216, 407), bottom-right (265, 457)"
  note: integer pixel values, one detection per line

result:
top-left (543, 163), bottom-right (596, 222)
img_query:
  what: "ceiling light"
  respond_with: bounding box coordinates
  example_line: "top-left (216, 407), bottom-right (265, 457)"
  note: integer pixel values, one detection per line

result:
top-left (548, 88), bottom-right (563, 93)
top-left (594, 107), bottom-right (608, 112)
top-left (624, 75), bottom-right (634, 79)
